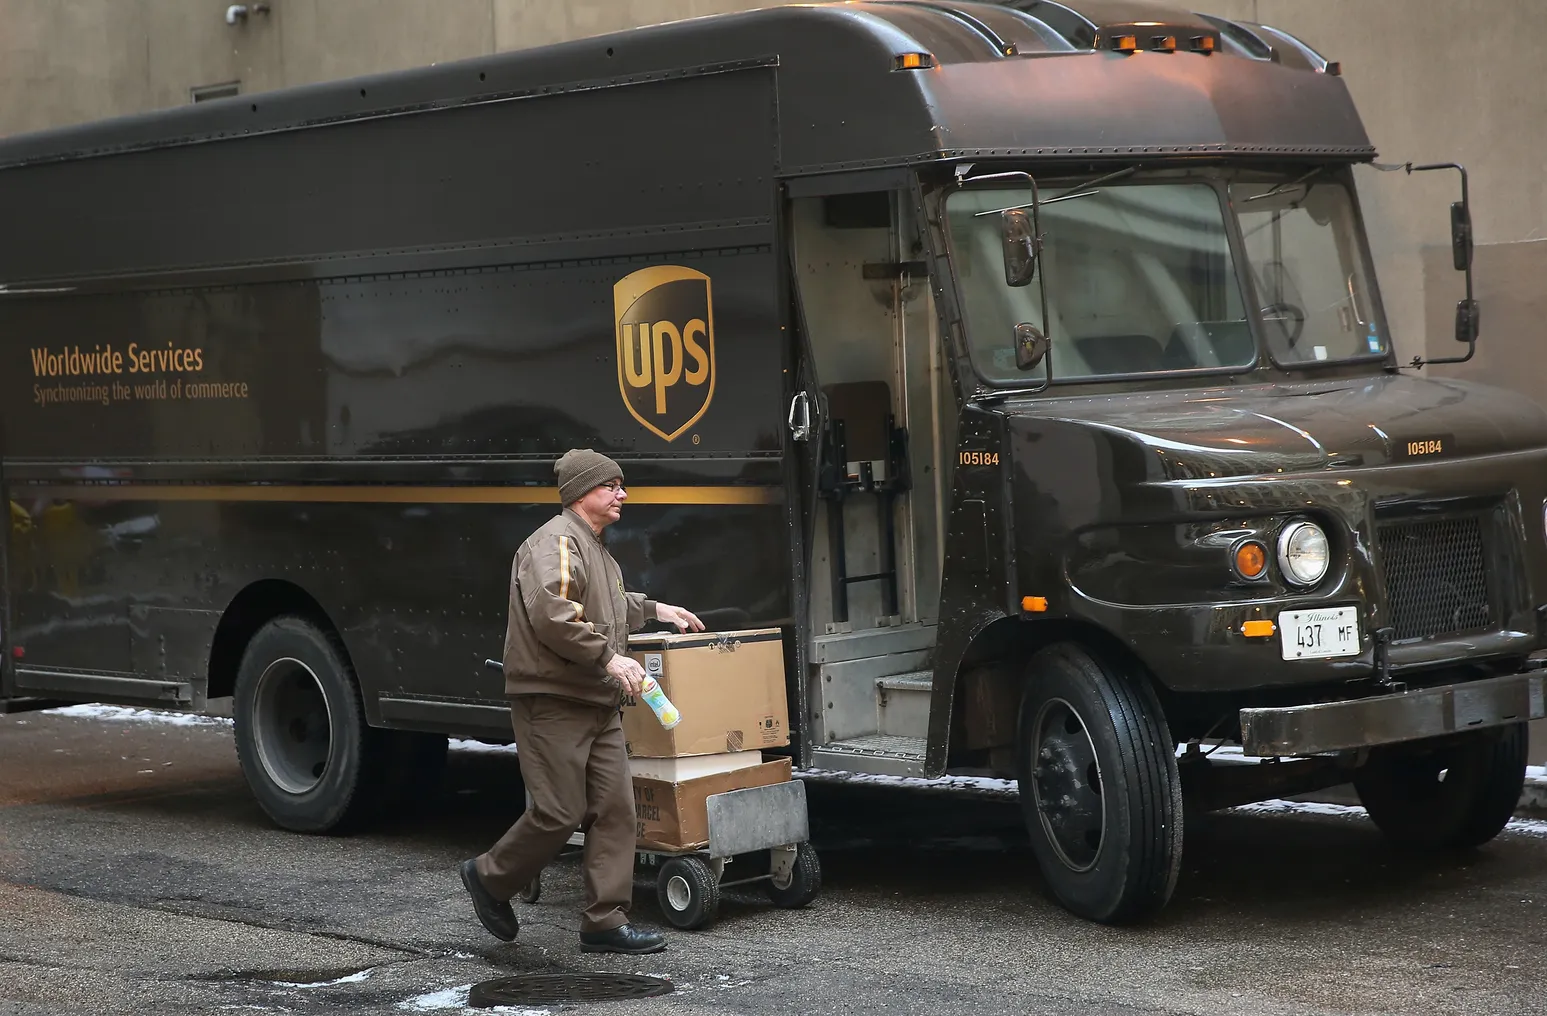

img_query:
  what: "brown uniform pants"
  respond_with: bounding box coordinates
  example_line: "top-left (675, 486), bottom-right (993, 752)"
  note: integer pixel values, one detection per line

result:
top-left (475, 694), bottom-right (635, 933)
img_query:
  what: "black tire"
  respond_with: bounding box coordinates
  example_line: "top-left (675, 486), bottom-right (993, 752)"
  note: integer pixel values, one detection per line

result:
top-left (1353, 723), bottom-right (1527, 851)
top-left (232, 616), bottom-right (387, 833)
top-left (764, 843), bottom-right (821, 909)
top-left (518, 873), bottom-right (542, 905)
top-left (1015, 643), bottom-right (1183, 924)
top-left (656, 856), bottom-right (720, 930)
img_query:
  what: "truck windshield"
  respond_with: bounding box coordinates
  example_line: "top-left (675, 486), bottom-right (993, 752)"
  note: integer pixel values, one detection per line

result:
top-left (946, 182), bottom-right (1254, 382)
top-left (944, 173), bottom-right (1388, 384)
top-left (1231, 177), bottom-right (1387, 366)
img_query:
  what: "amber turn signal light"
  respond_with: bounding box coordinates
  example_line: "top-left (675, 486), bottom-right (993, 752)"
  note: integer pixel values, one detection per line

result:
top-left (1022, 596), bottom-right (1049, 613)
top-left (1234, 540), bottom-right (1268, 580)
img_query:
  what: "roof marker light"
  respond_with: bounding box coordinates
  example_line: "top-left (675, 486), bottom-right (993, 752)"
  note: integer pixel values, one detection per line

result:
top-left (1191, 35), bottom-right (1217, 54)
top-left (1110, 35), bottom-right (1138, 54)
top-left (894, 52), bottom-right (937, 71)
top-left (1151, 35), bottom-right (1177, 52)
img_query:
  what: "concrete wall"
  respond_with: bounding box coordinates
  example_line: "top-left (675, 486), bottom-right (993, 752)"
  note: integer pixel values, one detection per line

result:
top-left (0, 0), bottom-right (771, 137)
top-left (1206, 1), bottom-right (1547, 386)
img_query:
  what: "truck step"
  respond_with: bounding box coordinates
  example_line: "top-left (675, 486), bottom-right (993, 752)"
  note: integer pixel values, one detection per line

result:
top-left (875, 672), bottom-right (932, 739)
top-left (808, 734), bottom-right (927, 778)
top-left (812, 622), bottom-right (936, 664)
top-left (818, 654), bottom-right (933, 743)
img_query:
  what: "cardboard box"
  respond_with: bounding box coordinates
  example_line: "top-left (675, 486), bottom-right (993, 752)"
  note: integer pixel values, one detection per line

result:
top-left (629, 750), bottom-right (766, 782)
top-left (632, 756), bottom-right (792, 852)
top-left (622, 627), bottom-right (789, 758)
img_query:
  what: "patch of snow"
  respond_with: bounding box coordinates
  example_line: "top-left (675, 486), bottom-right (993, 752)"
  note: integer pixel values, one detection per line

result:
top-left (399, 986), bottom-right (472, 1012)
top-left (1231, 799), bottom-right (1367, 820)
top-left (397, 984), bottom-right (549, 1015)
top-left (271, 968), bottom-right (374, 988)
top-left (1230, 798), bottom-right (1547, 839)
top-left (796, 767), bottom-right (1018, 798)
top-left (1502, 816), bottom-right (1547, 838)
top-left (448, 738), bottom-right (518, 756)
top-left (46, 703), bottom-right (232, 727)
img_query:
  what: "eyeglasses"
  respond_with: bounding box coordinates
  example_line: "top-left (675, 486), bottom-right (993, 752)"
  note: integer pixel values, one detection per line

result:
top-left (599, 481), bottom-right (626, 494)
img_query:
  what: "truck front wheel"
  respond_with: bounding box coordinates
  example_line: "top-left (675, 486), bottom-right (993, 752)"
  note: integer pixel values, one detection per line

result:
top-left (1353, 723), bottom-right (1526, 850)
top-left (1015, 643), bottom-right (1183, 924)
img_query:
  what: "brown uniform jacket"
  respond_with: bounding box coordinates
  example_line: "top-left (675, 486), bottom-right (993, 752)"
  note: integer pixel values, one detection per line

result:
top-left (502, 508), bottom-right (657, 706)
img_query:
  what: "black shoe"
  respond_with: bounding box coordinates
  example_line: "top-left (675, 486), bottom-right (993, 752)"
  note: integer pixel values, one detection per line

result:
top-left (459, 859), bottom-right (518, 942)
top-left (579, 923), bottom-right (666, 955)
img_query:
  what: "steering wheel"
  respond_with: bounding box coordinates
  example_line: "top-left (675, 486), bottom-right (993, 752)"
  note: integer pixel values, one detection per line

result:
top-left (1260, 302), bottom-right (1306, 347)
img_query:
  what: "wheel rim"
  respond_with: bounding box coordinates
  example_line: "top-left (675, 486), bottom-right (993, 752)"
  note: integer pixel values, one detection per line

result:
top-left (1030, 696), bottom-right (1105, 872)
top-left (253, 656), bottom-right (333, 795)
top-left (665, 874), bottom-right (692, 911)
top-left (770, 864), bottom-right (793, 892)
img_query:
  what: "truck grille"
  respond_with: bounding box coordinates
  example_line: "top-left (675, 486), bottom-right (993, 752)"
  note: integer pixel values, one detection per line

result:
top-left (1376, 514), bottom-right (1493, 641)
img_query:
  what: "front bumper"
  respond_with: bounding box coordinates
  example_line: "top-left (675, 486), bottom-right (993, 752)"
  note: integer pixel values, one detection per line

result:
top-left (1239, 671), bottom-right (1547, 757)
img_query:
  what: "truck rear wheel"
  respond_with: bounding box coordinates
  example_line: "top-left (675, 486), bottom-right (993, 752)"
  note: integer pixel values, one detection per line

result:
top-left (232, 616), bottom-right (386, 833)
top-left (1016, 643), bottom-right (1183, 924)
top-left (1353, 723), bottom-right (1526, 850)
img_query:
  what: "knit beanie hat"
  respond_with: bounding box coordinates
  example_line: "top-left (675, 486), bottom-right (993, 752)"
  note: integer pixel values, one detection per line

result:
top-left (556, 448), bottom-right (623, 506)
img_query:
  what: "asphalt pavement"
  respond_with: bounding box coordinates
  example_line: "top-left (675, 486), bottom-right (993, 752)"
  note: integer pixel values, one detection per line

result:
top-left (3, 705), bottom-right (1546, 1016)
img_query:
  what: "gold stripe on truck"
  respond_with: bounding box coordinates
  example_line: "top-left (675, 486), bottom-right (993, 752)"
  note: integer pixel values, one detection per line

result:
top-left (19, 484), bottom-right (781, 506)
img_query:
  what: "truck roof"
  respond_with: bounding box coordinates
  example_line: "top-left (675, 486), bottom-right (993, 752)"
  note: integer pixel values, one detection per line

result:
top-left (0, 0), bottom-right (1374, 174)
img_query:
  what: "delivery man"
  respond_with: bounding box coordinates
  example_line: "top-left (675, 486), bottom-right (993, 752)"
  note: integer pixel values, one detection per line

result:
top-left (459, 448), bottom-right (703, 954)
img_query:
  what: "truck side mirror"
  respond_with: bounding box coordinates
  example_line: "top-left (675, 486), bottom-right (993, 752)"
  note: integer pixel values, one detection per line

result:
top-left (1450, 201), bottom-right (1473, 271)
top-left (1455, 298), bottom-right (1480, 344)
top-left (1000, 208), bottom-right (1038, 287)
top-left (1014, 322), bottom-right (1049, 370)
top-left (1400, 161), bottom-right (1478, 367)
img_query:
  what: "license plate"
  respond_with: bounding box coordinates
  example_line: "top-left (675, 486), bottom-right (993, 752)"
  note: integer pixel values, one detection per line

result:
top-left (1279, 606), bottom-right (1361, 660)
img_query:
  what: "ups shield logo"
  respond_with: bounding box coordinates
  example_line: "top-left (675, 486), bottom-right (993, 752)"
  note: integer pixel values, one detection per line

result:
top-left (615, 266), bottom-right (715, 442)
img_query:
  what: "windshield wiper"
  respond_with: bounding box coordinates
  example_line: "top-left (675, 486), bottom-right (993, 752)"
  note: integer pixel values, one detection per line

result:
top-left (1242, 166), bottom-right (1328, 203)
top-left (972, 165), bottom-right (1140, 217)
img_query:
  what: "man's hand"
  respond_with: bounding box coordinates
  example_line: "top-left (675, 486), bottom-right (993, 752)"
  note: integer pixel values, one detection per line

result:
top-left (655, 603), bottom-right (705, 633)
top-left (604, 654), bottom-right (646, 697)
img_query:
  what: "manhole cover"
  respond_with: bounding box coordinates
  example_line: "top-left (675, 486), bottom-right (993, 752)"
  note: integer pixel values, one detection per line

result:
top-left (468, 973), bottom-right (674, 1007)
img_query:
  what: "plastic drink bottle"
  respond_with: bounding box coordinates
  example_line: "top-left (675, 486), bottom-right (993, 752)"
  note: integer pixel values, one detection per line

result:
top-left (638, 675), bottom-right (681, 730)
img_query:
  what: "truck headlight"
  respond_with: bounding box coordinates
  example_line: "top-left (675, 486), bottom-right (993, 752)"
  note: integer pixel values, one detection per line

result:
top-left (1278, 520), bottom-right (1329, 587)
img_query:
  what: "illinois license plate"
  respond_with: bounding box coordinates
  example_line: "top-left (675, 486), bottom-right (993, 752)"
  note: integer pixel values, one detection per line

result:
top-left (1279, 606), bottom-right (1361, 660)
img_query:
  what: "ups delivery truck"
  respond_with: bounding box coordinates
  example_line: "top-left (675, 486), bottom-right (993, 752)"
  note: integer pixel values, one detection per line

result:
top-left (2, 0), bottom-right (1543, 924)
